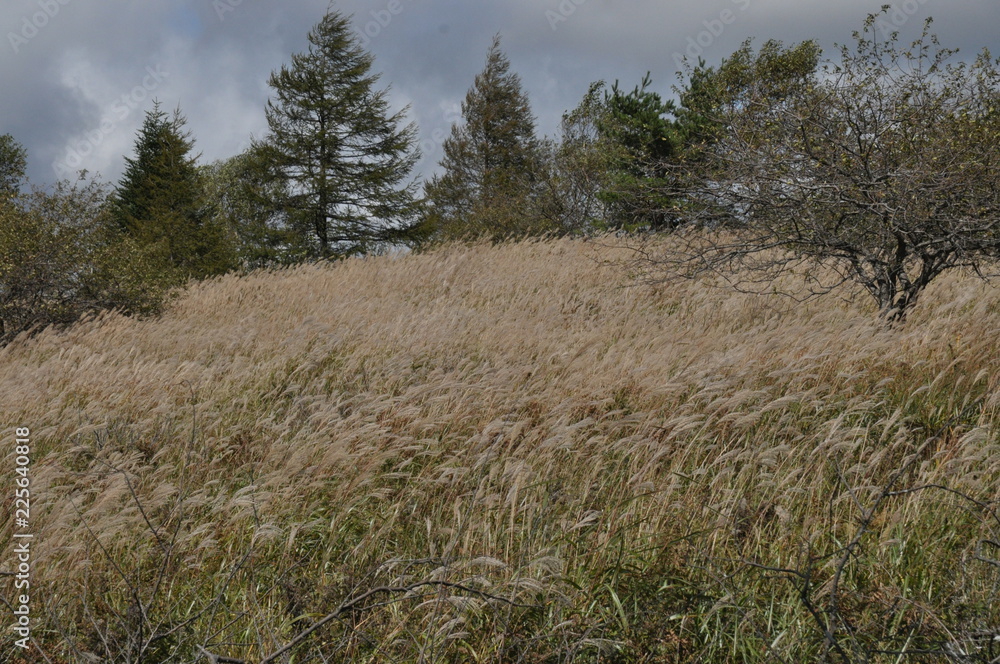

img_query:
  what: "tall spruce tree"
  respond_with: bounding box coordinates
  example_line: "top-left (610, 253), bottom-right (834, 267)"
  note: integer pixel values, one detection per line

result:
top-left (424, 35), bottom-right (551, 242)
top-left (258, 10), bottom-right (421, 258)
top-left (113, 103), bottom-right (233, 281)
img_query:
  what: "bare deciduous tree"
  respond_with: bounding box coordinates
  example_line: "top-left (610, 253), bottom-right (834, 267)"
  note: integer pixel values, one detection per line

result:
top-left (655, 12), bottom-right (1000, 321)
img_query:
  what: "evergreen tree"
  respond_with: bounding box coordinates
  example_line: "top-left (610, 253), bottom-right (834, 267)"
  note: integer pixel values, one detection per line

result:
top-left (113, 103), bottom-right (233, 281)
top-left (258, 10), bottom-right (421, 258)
top-left (598, 74), bottom-right (680, 231)
top-left (424, 35), bottom-right (551, 242)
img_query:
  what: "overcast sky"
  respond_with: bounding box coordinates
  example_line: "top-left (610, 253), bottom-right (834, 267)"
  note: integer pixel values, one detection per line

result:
top-left (3, 0), bottom-right (998, 187)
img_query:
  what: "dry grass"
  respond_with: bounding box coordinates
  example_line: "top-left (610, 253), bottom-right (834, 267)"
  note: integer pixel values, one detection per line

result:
top-left (1, 237), bottom-right (999, 663)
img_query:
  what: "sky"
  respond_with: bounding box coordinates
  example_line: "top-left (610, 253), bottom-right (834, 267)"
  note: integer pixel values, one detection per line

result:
top-left (2, 0), bottom-right (998, 188)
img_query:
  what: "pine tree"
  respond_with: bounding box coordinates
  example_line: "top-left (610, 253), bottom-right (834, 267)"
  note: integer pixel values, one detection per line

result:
top-left (598, 74), bottom-right (680, 231)
top-left (113, 103), bottom-right (233, 281)
top-left (424, 35), bottom-right (551, 242)
top-left (259, 10), bottom-right (421, 258)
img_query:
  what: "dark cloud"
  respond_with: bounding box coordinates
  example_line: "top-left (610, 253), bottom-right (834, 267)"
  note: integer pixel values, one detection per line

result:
top-left (2, 0), bottom-right (996, 186)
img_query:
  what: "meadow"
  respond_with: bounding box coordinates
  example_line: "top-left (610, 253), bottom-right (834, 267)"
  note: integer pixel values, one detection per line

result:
top-left (1, 237), bottom-right (999, 663)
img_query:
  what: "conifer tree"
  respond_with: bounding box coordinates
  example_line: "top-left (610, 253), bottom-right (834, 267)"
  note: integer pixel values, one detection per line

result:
top-left (599, 74), bottom-right (680, 230)
top-left (112, 103), bottom-right (233, 281)
top-left (424, 35), bottom-right (551, 242)
top-left (258, 10), bottom-right (421, 258)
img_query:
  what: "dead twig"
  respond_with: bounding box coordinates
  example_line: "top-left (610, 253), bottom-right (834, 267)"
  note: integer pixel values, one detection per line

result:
top-left (258, 580), bottom-right (535, 664)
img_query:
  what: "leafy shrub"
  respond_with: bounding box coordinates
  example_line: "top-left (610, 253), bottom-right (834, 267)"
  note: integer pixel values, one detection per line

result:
top-left (0, 178), bottom-right (174, 343)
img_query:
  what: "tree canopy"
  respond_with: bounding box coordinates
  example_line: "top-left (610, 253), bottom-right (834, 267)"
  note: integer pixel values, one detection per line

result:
top-left (201, 149), bottom-right (307, 269)
top-left (112, 103), bottom-right (234, 281)
top-left (597, 74), bottom-right (680, 231)
top-left (0, 178), bottom-right (173, 343)
top-left (423, 35), bottom-right (551, 242)
top-left (0, 133), bottom-right (27, 198)
top-left (656, 13), bottom-right (1000, 320)
top-left (257, 10), bottom-right (422, 258)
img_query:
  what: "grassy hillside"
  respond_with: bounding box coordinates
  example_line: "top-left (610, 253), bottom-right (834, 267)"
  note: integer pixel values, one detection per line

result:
top-left (1, 238), bottom-right (999, 663)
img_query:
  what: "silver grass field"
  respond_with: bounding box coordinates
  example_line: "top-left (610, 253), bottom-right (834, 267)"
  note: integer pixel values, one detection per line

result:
top-left (1, 238), bottom-right (999, 663)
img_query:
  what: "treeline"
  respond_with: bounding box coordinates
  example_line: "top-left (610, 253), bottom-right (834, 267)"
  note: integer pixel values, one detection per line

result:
top-left (0, 9), bottom-right (688, 342)
top-left (3, 7), bottom-right (1000, 339)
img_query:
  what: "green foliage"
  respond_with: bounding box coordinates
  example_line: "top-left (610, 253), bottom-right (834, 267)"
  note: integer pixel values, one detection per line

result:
top-left (543, 82), bottom-right (622, 234)
top-left (552, 73), bottom-right (689, 233)
top-left (0, 179), bottom-right (172, 343)
top-left (0, 133), bottom-right (27, 198)
top-left (598, 73), bottom-right (680, 231)
top-left (112, 103), bottom-right (235, 282)
top-left (664, 40), bottom-right (821, 225)
top-left (258, 10), bottom-right (422, 258)
top-left (424, 35), bottom-right (554, 242)
top-left (550, 46), bottom-right (820, 235)
top-left (201, 149), bottom-right (309, 269)
top-left (605, 73), bottom-right (677, 166)
top-left (677, 38), bottom-right (821, 133)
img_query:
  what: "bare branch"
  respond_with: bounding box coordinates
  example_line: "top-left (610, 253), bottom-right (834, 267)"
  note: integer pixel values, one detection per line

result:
top-left (258, 580), bottom-right (535, 664)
